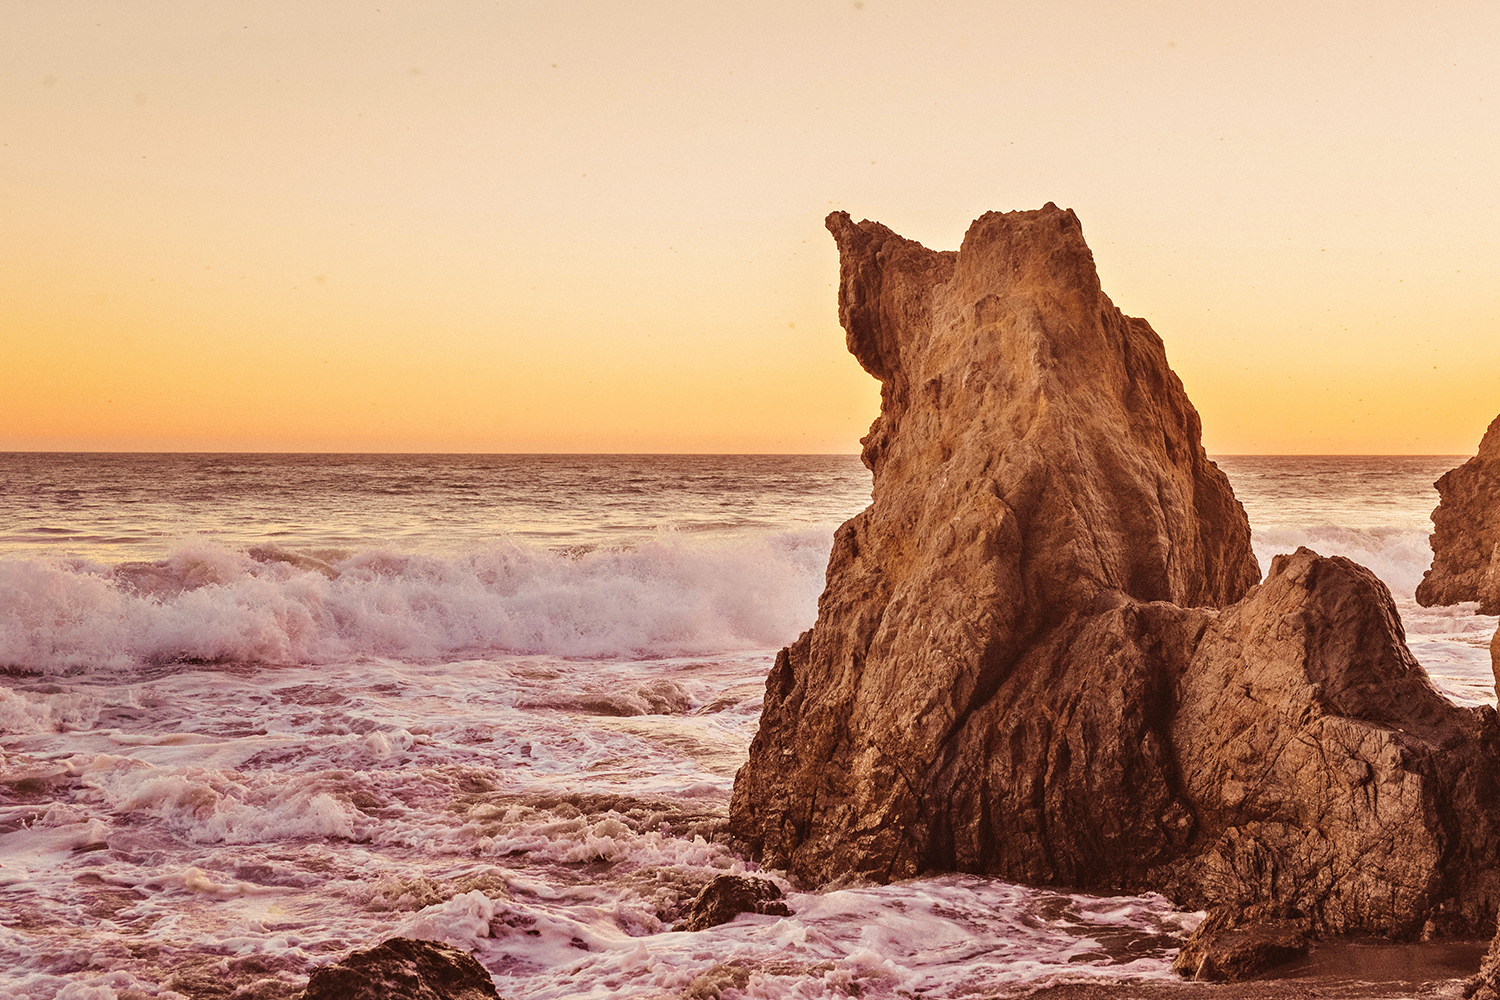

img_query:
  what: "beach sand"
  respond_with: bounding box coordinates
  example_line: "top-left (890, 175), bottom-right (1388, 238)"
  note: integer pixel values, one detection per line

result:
top-left (1032, 939), bottom-right (1486, 999)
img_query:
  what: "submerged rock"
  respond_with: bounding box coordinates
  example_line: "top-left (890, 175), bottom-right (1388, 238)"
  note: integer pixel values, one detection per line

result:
top-left (300, 937), bottom-right (499, 1000)
top-left (729, 206), bottom-right (1500, 951)
top-left (679, 874), bottom-right (791, 931)
top-left (1418, 415), bottom-right (1500, 613)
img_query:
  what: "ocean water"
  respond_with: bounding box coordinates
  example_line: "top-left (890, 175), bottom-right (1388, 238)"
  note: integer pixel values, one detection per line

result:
top-left (0, 452), bottom-right (1490, 999)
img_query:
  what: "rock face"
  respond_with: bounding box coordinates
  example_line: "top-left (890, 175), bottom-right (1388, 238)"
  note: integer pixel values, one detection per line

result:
top-left (728, 206), bottom-right (1500, 941)
top-left (1171, 548), bottom-right (1500, 934)
top-left (1418, 415), bottom-right (1500, 613)
top-left (300, 937), bottom-right (499, 1000)
top-left (731, 205), bottom-right (1259, 886)
top-left (726, 203), bottom-right (1254, 881)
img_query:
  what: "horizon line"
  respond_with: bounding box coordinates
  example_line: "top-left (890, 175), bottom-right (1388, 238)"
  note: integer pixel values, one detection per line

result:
top-left (0, 449), bottom-right (1475, 458)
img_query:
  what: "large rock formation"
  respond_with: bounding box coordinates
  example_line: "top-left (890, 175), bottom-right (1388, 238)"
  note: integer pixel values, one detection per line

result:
top-left (731, 205), bottom-right (1259, 884)
top-left (1418, 415), bottom-right (1500, 613)
top-left (729, 206), bottom-right (1500, 941)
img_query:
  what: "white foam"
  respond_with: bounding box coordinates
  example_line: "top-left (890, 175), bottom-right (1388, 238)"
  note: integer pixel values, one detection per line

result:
top-left (96, 767), bottom-right (365, 845)
top-left (377, 876), bottom-right (1197, 1000)
top-left (0, 529), bottom-right (833, 673)
top-left (0, 641), bottom-right (1208, 999)
top-left (0, 969), bottom-right (169, 1000)
top-left (0, 687), bottom-right (101, 734)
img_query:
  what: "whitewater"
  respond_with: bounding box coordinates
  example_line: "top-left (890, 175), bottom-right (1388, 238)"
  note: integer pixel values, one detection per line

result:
top-left (0, 453), bottom-right (1492, 998)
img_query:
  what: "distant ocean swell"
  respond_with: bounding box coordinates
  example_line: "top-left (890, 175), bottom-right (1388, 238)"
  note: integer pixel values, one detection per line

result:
top-left (0, 528), bottom-right (836, 673)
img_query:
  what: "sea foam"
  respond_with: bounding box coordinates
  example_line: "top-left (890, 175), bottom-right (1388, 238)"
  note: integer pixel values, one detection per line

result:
top-left (0, 529), bottom-right (833, 674)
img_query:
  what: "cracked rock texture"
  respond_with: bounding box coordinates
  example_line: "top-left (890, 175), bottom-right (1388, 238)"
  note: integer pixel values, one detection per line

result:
top-left (729, 206), bottom-right (1500, 940)
top-left (1418, 415), bottom-right (1500, 614)
top-left (1163, 548), bottom-right (1500, 935)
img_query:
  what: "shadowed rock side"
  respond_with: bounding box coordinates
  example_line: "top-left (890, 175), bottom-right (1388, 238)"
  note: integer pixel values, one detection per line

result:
top-left (729, 206), bottom-right (1500, 941)
top-left (1418, 415), bottom-right (1500, 614)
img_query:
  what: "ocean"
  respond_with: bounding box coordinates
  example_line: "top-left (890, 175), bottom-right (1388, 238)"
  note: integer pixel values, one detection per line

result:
top-left (0, 453), bottom-right (1492, 999)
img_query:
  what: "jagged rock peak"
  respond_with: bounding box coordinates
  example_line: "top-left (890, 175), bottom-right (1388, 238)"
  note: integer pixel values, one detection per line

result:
top-left (1418, 414), bottom-right (1500, 613)
top-left (823, 204), bottom-right (1259, 618)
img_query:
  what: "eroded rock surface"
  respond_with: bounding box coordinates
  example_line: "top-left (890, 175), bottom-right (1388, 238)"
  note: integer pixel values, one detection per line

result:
top-left (731, 205), bottom-right (1258, 887)
top-left (1418, 415), bottom-right (1500, 613)
top-left (1172, 904), bottom-right (1311, 982)
top-left (729, 206), bottom-right (1500, 944)
top-left (300, 937), bottom-right (499, 1000)
top-left (1165, 549), bottom-right (1500, 935)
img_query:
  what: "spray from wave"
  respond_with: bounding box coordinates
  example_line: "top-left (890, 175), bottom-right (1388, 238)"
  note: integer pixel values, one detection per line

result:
top-left (1251, 525), bottom-right (1433, 598)
top-left (0, 529), bottom-right (835, 674)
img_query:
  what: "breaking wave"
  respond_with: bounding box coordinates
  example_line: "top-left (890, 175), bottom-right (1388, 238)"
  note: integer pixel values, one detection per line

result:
top-left (0, 529), bottom-right (834, 673)
top-left (1251, 524), bottom-right (1433, 598)
top-left (0, 523), bottom-right (1444, 675)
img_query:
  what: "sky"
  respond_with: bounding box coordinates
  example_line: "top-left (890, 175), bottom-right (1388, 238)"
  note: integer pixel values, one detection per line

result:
top-left (2, 1), bottom-right (1496, 454)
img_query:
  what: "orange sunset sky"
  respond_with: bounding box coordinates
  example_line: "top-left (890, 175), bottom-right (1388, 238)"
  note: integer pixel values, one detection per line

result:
top-left (3, 1), bottom-right (1497, 455)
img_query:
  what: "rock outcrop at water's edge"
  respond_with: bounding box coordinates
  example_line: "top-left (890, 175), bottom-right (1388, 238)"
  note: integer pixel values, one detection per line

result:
top-left (1164, 547), bottom-right (1500, 936)
top-left (679, 874), bottom-right (791, 931)
top-left (299, 937), bottom-right (500, 1000)
top-left (1418, 415), bottom-right (1500, 614)
top-left (731, 204), bottom-right (1260, 886)
top-left (728, 205), bottom-right (1500, 949)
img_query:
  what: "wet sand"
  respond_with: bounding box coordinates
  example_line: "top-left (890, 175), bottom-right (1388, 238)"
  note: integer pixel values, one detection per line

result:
top-left (1031, 940), bottom-right (1486, 999)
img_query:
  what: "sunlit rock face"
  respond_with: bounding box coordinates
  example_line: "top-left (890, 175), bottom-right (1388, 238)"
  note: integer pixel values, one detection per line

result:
top-left (1418, 415), bottom-right (1500, 614)
top-left (730, 205), bottom-right (1259, 885)
top-left (729, 207), bottom-right (1500, 940)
